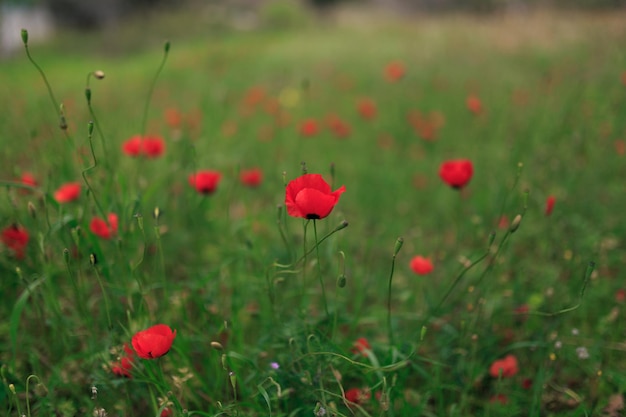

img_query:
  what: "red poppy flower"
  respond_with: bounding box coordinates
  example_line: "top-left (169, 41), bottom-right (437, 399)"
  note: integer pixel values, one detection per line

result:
top-left (345, 387), bottom-right (371, 404)
top-left (164, 108), bottom-right (183, 129)
top-left (616, 289), bottom-right (626, 303)
top-left (240, 168), bottom-right (263, 188)
top-left (351, 337), bottom-right (371, 357)
top-left (122, 135), bottom-right (143, 157)
top-left (160, 408), bottom-right (173, 417)
top-left (90, 213), bottom-right (119, 240)
top-left (489, 354), bottom-right (519, 378)
top-left (54, 182), bottom-right (81, 203)
top-left (357, 98), bottom-right (377, 120)
top-left (439, 159), bottom-right (473, 189)
top-left (111, 344), bottom-right (136, 378)
top-left (285, 174), bottom-right (346, 220)
top-left (20, 172), bottom-right (38, 188)
top-left (326, 114), bottom-right (351, 139)
top-left (409, 255), bottom-right (434, 275)
top-left (384, 61), bottom-right (405, 82)
top-left (1, 224), bottom-right (29, 259)
top-left (466, 94), bottom-right (483, 115)
top-left (545, 196), bottom-right (556, 216)
top-left (299, 118), bottom-right (319, 137)
top-left (189, 170), bottom-right (222, 194)
top-left (131, 324), bottom-right (176, 359)
top-left (142, 136), bottom-right (166, 158)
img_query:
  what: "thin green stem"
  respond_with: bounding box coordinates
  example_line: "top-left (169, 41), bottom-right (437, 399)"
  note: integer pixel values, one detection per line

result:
top-left (92, 257), bottom-right (113, 330)
top-left (85, 72), bottom-right (109, 167)
top-left (141, 41), bottom-right (171, 136)
top-left (387, 238), bottom-right (403, 349)
top-left (82, 121), bottom-right (107, 219)
top-left (313, 220), bottom-right (330, 323)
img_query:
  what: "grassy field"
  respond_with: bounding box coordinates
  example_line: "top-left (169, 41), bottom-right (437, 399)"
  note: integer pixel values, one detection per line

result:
top-left (1, 5), bottom-right (626, 416)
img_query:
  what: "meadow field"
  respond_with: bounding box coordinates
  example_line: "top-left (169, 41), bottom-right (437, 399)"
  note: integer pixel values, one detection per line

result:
top-left (1, 5), bottom-right (626, 416)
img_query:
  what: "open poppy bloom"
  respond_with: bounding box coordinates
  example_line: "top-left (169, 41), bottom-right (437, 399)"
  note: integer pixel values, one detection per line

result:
top-left (131, 324), bottom-right (176, 359)
top-left (439, 159), bottom-right (473, 189)
top-left (357, 97), bottom-right (377, 120)
top-left (1, 224), bottom-right (29, 259)
top-left (90, 213), bottom-right (119, 239)
top-left (189, 170), bottom-right (222, 194)
top-left (285, 174), bottom-right (345, 219)
top-left (20, 172), bottom-right (38, 188)
top-left (54, 182), bottom-right (81, 203)
top-left (489, 354), bottom-right (519, 378)
top-left (545, 196), bottom-right (556, 216)
top-left (299, 118), bottom-right (319, 137)
top-left (409, 255), bottom-right (434, 275)
top-left (122, 135), bottom-right (165, 158)
top-left (240, 168), bottom-right (263, 187)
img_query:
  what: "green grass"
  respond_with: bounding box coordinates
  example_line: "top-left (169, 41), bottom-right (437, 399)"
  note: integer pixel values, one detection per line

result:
top-left (1, 7), bottom-right (626, 416)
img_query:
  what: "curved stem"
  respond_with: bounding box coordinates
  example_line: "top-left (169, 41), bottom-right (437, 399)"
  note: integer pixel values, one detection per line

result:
top-left (313, 220), bottom-right (330, 322)
top-left (141, 41), bottom-right (171, 136)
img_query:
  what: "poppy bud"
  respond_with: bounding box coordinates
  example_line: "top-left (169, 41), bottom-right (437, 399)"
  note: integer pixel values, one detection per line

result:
top-left (28, 201), bottom-right (36, 219)
top-left (393, 237), bottom-right (404, 257)
top-left (210, 341), bottom-right (224, 350)
top-left (420, 325), bottom-right (427, 341)
top-left (85, 88), bottom-right (91, 103)
top-left (88, 120), bottom-right (94, 136)
top-left (21, 29), bottom-right (28, 45)
top-left (63, 248), bottom-right (70, 264)
top-left (153, 207), bottom-right (161, 220)
top-left (93, 70), bottom-right (105, 80)
top-left (337, 274), bottom-right (347, 288)
top-left (334, 220), bottom-right (349, 232)
top-left (164, 40), bottom-right (171, 53)
top-left (90, 253), bottom-right (98, 266)
top-left (59, 104), bottom-right (68, 131)
top-left (510, 214), bottom-right (522, 233)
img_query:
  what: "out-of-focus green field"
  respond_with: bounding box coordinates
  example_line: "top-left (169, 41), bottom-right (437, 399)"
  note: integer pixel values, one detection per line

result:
top-left (1, 6), bottom-right (626, 416)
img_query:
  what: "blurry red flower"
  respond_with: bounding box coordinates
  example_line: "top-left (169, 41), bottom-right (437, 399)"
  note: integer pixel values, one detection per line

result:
top-left (384, 61), bottom-right (405, 82)
top-left (90, 213), bottom-right (119, 240)
top-left (466, 94), bottom-right (483, 115)
top-left (142, 136), bottom-right (166, 158)
top-left (240, 168), bottom-right (263, 188)
top-left (439, 159), bottom-right (473, 189)
top-left (615, 288), bottom-right (625, 303)
top-left (20, 172), bottom-right (38, 188)
top-left (545, 196), bottom-right (556, 216)
top-left (489, 394), bottom-right (509, 405)
top-left (345, 388), bottom-right (371, 404)
top-left (326, 114), bottom-right (351, 139)
top-left (122, 135), bottom-right (143, 157)
top-left (351, 337), bottom-right (371, 356)
top-left (243, 86), bottom-right (266, 107)
top-left (131, 324), bottom-right (176, 359)
top-left (111, 344), bottom-right (136, 378)
top-left (1, 224), bottom-right (29, 259)
top-left (409, 255), bottom-right (434, 275)
top-left (160, 408), bottom-right (173, 417)
top-left (299, 118), bottom-right (319, 137)
top-left (521, 378), bottom-right (533, 390)
top-left (489, 354), bottom-right (519, 378)
top-left (189, 170), bottom-right (222, 195)
top-left (498, 215), bottom-right (509, 229)
top-left (54, 182), bottom-right (81, 203)
top-left (285, 173), bottom-right (345, 220)
top-left (164, 108), bottom-right (183, 129)
top-left (615, 140), bottom-right (626, 155)
top-left (357, 98), bottom-right (377, 120)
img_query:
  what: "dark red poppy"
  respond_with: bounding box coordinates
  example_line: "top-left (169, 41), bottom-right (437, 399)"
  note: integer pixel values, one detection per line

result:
top-left (111, 344), bottom-right (136, 378)
top-left (142, 136), bottom-right (166, 158)
top-left (90, 213), bottom-right (119, 240)
top-left (189, 170), bottom-right (222, 194)
top-left (351, 337), bottom-right (371, 357)
top-left (122, 135), bottom-right (143, 157)
top-left (521, 378), bottom-right (533, 390)
top-left (384, 61), bottom-right (405, 82)
top-left (545, 196), bottom-right (556, 216)
top-left (357, 98), bottom-right (377, 120)
top-left (489, 354), bottom-right (519, 378)
top-left (240, 168), bottom-right (263, 188)
top-left (131, 324), bottom-right (176, 359)
top-left (439, 159), bottom-right (473, 189)
top-left (54, 182), bottom-right (81, 203)
top-left (489, 394), bottom-right (509, 405)
top-left (285, 174), bottom-right (345, 220)
top-left (1, 224), bottom-right (29, 259)
top-left (466, 94), bottom-right (483, 115)
top-left (345, 387), bottom-right (371, 404)
top-left (409, 255), bottom-right (433, 275)
top-left (299, 118), bottom-right (319, 137)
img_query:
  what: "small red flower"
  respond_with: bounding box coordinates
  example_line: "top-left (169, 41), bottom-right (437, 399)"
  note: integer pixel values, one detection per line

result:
top-left (615, 288), bottom-right (625, 303)
top-left (345, 388), bottom-right (371, 404)
top-left (90, 213), bottom-right (119, 240)
top-left (409, 255), bottom-right (434, 275)
top-left (131, 324), bottom-right (177, 359)
top-left (498, 215), bottom-right (509, 229)
top-left (545, 196), bottom-right (556, 216)
top-left (326, 114), bottom-right (351, 139)
top-left (439, 159), bottom-right (473, 189)
top-left (240, 168), bottom-right (263, 188)
top-left (111, 344), bottom-right (136, 378)
top-left (489, 394), bottom-right (508, 405)
top-left (357, 98), bottom-right (377, 120)
top-left (351, 338), bottom-right (371, 357)
top-left (164, 108), bottom-right (183, 129)
top-left (299, 118), bottom-right (319, 137)
top-left (489, 354), bottom-right (519, 378)
top-left (521, 378), bottom-right (533, 390)
top-left (285, 174), bottom-right (346, 220)
top-left (384, 61), bottom-right (405, 82)
top-left (122, 135), bottom-right (143, 157)
top-left (20, 172), bottom-right (38, 188)
top-left (142, 136), bottom-right (166, 158)
top-left (189, 170), bottom-right (222, 195)
top-left (160, 408), bottom-right (173, 417)
top-left (1, 224), bottom-right (29, 259)
top-left (54, 182), bottom-right (81, 203)
top-left (466, 94), bottom-right (483, 115)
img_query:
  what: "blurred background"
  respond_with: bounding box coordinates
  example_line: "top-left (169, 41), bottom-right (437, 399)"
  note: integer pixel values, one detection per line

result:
top-left (2, 0), bottom-right (626, 57)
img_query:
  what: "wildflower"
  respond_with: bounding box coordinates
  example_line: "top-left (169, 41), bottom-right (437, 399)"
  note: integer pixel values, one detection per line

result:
top-left (466, 94), bottom-right (483, 115)
top-left (616, 288), bottom-right (626, 303)
top-left (299, 118), bottom-right (319, 137)
top-left (1, 224), bottom-right (29, 259)
top-left (20, 172), bottom-right (38, 188)
top-left (576, 346), bottom-right (589, 360)
top-left (164, 108), bottom-right (183, 129)
top-left (439, 159), bottom-right (473, 189)
top-left (111, 344), bottom-right (136, 378)
top-left (240, 168), bottom-right (263, 188)
top-left (121, 135), bottom-right (143, 157)
top-left (489, 394), bottom-right (508, 405)
top-left (489, 354), bottom-right (519, 378)
top-left (54, 182), bottom-right (81, 203)
top-left (357, 98), bottom-right (377, 120)
top-left (521, 378), bottom-right (533, 390)
top-left (545, 196), bottom-right (556, 216)
top-left (345, 387), bottom-right (371, 404)
top-left (160, 408), bottom-right (173, 417)
top-left (131, 324), bottom-right (176, 359)
top-left (409, 255), bottom-right (434, 275)
top-left (285, 173), bottom-right (346, 220)
top-left (270, 362), bottom-right (280, 370)
top-left (142, 136), bottom-right (166, 158)
top-left (326, 114), bottom-right (351, 139)
top-left (384, 61), bottom-right (405, 82)
top-left (90, 213), bottom-right (119, 240)
top-left (498, 215), bottom-right (509, 229)
top-left (351, 337), bottom-right (371, 357)
top-left (188, 170), bottom-right (222, 195)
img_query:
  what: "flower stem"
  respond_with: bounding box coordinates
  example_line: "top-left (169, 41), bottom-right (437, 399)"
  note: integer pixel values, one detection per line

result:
top-left (141, 41), bottom-right (170, 136)
top-left (313, 220), bottom-right (330, 323)
top-left (387, 238), bottom-right (403, 348)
